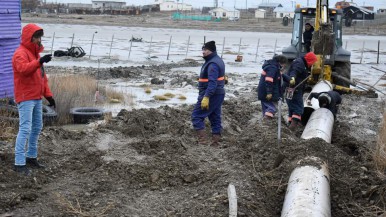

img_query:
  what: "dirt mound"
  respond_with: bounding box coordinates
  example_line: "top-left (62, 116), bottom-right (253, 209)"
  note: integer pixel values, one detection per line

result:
top-left (0, 92), bottom-right (384, 216)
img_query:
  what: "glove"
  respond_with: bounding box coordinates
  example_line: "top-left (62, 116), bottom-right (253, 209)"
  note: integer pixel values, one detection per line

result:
top-left (266, 93), bottom-right (272, 101)
top-left (39, 54), bottom-right (52, 65)
top-left (290, 77), bottom-right (296, 86)
top-left (201, 96), bottom-right (209, 110)
top-left (46, 97), bottom-right (56, 109)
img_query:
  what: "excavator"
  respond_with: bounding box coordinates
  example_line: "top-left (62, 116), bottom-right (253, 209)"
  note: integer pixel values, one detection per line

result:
top-left (282, 0), bottom-right (377, 124)
top-left (282, 0), bottom-right (376, 95)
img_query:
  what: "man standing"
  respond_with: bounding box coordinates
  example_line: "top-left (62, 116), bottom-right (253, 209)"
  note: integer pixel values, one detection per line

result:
top-left (257, 55), bottom-right (288, 120)
top-left (191, 41), bottom-right (225, 146)
top-left (303, 23), bottom-right (314, 52)
top-left (306, 90), bottom-right (342, 119)
top-left (283, 52), bottom-right (317, 130)
top-left (12, 24), bottom-right (55, 175)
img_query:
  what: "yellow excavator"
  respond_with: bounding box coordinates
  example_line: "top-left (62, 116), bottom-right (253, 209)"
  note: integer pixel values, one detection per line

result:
top-left (282, 0), bottom-right (377, 96)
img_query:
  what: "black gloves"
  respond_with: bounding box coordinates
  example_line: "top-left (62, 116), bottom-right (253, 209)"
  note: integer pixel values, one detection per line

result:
top-left (39, 54), bottom-right (52, 65)
top-left (46, 97), bottom-right (56, 108)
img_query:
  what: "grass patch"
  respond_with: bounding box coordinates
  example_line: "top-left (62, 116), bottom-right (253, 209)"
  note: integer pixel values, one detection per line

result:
top-left (178, 95), bottom-right (187, 100)
top-left (145, 87), bottom-right (152, 94)
top-left (48, 75), bottom-right (99, 124)
top-left (154, 95), bottom-right (169, 101)
top-left (163, 92), bottom-right (175, 98)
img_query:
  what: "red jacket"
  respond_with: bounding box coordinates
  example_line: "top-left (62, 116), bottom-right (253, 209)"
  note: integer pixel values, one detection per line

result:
top-left (12, 23), bottom-right (53, 103)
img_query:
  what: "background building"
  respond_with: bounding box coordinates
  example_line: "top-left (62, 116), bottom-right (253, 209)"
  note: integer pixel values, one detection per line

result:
top-left (0, 0), bottom-right (21, 99)
top-left (210, 7), bottom-right (240, 20)
top-left (91, 0), bottom-right (126, 9)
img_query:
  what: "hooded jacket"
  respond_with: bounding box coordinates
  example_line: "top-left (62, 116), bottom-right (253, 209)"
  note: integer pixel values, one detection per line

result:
top-left (12, 23), bottom-right (52, 103)
top-left (257, 59), bottom-right (282, 101)
top-left (283, 56), bottom-right (309, 92)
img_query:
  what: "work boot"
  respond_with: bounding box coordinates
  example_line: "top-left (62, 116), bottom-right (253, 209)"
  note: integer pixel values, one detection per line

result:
top-left (196, 130), bottom-right (208, 145)
top-left (26, 157), bottom-right (46, 169)
top-left (14, 165), bottom-right (31, 176)
top-left (289, 119), bottom-right (302, 131)
top-left (211, 134), bottom-right (221, 147)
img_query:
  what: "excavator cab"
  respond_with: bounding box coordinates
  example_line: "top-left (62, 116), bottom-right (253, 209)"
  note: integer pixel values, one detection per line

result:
top-left (282, 6), bottom-right (352, 88)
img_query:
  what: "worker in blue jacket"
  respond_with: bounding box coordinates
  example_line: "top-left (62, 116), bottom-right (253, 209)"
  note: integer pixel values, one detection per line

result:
top-left (191, 41), bottom-right (225, 147)
top-left (306, 90), bottom-right (342, 119)
top-left (257, 55), bottom-right (288, 121)
top-left (283, 52), bottom-right (318, 130)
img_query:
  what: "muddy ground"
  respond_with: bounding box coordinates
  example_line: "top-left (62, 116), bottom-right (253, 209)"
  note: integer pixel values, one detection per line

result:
top-left (0, 13), bottom-right (385, 216)
top-left (0, 60), bottom-right (385, 216)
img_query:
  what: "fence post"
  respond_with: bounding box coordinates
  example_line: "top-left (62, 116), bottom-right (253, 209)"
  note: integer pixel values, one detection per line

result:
top-left (50, 32), bottom-right (55, 55)
top-left (148, 36), bottom-right (153, 59)
top-left (167, 35), bottom-right (172, 60)
top-left (273, 39), bottom-right (277, 56)
top-left (185, 35), bottom-right (190, 59)
top-left (204, 36), bottom-right (206, 44)
top-left (128, 38), bottom-right (133, 59)
top-left (108, 34), bottom-right (114, 59)
top-left (254, 38), bottom-right (260, 62)
top-left (237, 38), bottom-right (242, 55)
top-left (70, 33), bottom-right (75, 48)
top-left (345, 40), bottom-right (348, 50)
top-left (360, 41), bottom-right (365, 64)
top-left (221, 37), bottom-right (225, 58)
top-left (377, 40), bottom-right (380, 64)
top-left (89, 33), bottom-right (95, 59)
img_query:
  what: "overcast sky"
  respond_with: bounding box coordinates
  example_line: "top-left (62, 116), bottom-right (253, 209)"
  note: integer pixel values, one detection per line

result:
top-left (45, 0), bottom-right (385, 10)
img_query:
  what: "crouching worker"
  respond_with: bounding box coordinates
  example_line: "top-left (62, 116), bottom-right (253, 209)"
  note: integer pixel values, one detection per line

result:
top-left (257, 55), bottom-right (288, 121)
top-left (12, 24), bottom-right (55, 175)
top-left (306, 90), bottom-right (342, 119)
top-left (191, 41), bottom-right (225, 147)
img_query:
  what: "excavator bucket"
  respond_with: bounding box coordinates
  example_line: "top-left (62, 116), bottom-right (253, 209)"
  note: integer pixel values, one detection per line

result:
top-left (312, 23), bottom-right (334, 55)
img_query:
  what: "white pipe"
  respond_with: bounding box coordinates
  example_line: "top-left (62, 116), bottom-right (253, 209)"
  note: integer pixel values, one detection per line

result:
top-left (302, 80), bottom-right (333, 125)
top-left (301, 108), bottom-right (334, 143)
top-left (228, 184), bottom-right (237, 217)
top-left (281, 156), bottom-right (331, 217)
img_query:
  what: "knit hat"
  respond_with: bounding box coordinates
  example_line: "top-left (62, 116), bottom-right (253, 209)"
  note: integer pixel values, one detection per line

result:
top-left (202, 41), bottom-right (216, 52)
top-left (304, 52), bottom-right (317, 67)
top-left (318, 93), bottom-right (331, 108)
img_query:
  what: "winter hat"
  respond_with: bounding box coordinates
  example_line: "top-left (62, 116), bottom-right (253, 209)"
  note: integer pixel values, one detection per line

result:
top-left (318, 93), bottom-right (331, 108)
top-left (304, 52), bottom-right (317, 67)
top-left (202, 41), bottom-right (216, 52)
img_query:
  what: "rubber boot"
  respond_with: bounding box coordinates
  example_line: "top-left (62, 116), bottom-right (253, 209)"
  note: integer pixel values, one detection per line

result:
top-left (196, 130), bottom-right (208, 145)
top-left (211, 134), bottom-right (221, 147)
top-left (289, 119), bottom-right (301, 131)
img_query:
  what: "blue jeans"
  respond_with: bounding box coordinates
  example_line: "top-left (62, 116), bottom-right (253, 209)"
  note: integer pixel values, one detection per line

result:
top-left (15, 99), bottom-right (43, 166)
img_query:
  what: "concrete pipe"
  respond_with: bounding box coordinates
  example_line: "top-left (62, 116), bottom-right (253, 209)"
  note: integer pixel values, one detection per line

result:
top-left (301, 108), bottom-right (334, 143)
top-left (281, 156), bottom-right (331, 217)
top-left (302, 80), bottom-right (333, 125)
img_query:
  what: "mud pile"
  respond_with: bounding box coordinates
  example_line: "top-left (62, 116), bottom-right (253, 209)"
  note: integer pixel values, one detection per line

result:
top-left (0, 91), bottom-right (384, 216)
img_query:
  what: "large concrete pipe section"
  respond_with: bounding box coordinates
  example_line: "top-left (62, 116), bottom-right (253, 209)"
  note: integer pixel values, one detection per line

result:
top-left (301, 108), bottom-right (335, 143)
top-left (302, 80), bottom-right (333, 125)
top-left (281, 156), bottom-right (331, 217)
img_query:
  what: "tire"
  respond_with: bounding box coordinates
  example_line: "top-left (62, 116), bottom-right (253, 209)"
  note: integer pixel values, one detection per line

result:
top-left (0, 104), bottom-right (57, 125)
top-left (70, 107), bottom-right (104, 124)
top-left (333, 61), bottom-right (351, 88)
top-left (42, 105), bottom-right (58, 125)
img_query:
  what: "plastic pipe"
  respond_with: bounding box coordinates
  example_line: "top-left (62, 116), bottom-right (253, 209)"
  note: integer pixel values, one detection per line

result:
top-left (281, 156), bottom-right (331, 217)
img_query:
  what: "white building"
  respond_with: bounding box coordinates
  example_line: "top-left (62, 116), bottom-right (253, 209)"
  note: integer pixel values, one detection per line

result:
top-left (255, 9), bottom-right (266, 18)
top-left (210, 7), bottom-right (240, 19)
top-left (273, 6), bottom-right (294, 18)
top-left (378, 6), bottom-right (386, 15)
top-left (156, 0), bottom-right (192, 11)
top-left (91, 0), bottom-right (126, 9)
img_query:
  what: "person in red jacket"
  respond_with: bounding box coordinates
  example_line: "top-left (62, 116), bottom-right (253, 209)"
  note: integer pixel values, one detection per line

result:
top-left (12, 23), bottom-right (55, 175)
